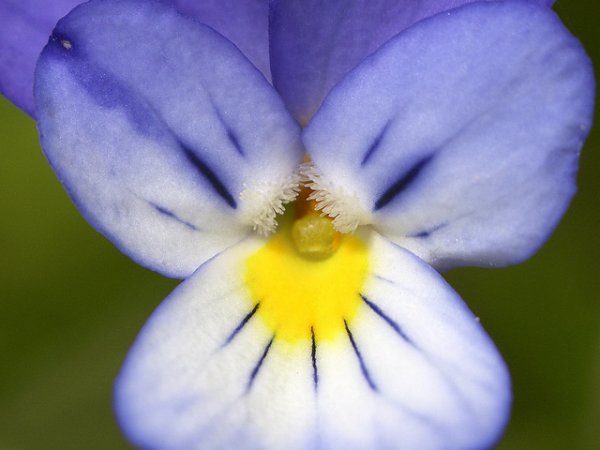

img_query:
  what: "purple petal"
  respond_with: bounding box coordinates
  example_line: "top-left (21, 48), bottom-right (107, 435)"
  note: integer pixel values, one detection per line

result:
top-left (303, 1), bottom-right (594, 269)
top-left (1, 0), bottom-right (268, 116)
top-left (0, 0), bottom-right (81, 115)
top-left (171, 0), bottom-right (269, 80)
top-left (270, 0), bottom-right (557, 124)
top-left (34, 0), bottom-right (302, 278)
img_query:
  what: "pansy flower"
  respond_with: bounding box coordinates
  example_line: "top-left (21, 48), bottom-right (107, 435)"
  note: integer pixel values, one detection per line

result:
top-left (1, 0), bottom-right (594, 449)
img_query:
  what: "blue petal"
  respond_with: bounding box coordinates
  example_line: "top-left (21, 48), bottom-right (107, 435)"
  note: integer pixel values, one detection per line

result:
top-left (269, 0), bottom-right (556, 124)
top-left (171, 0), bottom-right (270, 80)
top-left (303, 2), bottom-right (594, 269)
top-left (34, 0), bottom-right (303, 278)
top-left (0, 0), bottom-right (81, 115)
top-left (0, 0), bottom-right (268, 116)
top-left (115, 233), bottom-right (510, 450)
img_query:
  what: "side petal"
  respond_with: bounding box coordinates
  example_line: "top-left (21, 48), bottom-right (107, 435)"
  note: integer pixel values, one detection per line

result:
top-left (0, 0), bottom-right (80, 115)
top-left (1, 0), bottom-right (269, 116)
top-left (303, 1), bottom-right (594, 269)
top-left (116, 232), bottom-right (510, 450)
top-left (35, 0), bottom-right (303, 278)
top-left (269, 0), bottom-right (555, 124)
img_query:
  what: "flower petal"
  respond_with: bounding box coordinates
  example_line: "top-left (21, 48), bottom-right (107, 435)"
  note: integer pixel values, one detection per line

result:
top-left (303, 1), bottom-right (594, 269)
top-left (269, 0), bottom-right (556, 124)
top-left (0, 0), bottom-right (81, 115)
top-left (171, 0), bottom-right (270, 80)
top-left (116, 232), bottom-right (510, 450)
top-left (1, 0), bottom-right (269, 116)
top-left (34, 0), bottom-right (303, 278)
top-left (115, 237), bottom-right (319, 450)
top-left (316, 232), bottom-right (511, 449)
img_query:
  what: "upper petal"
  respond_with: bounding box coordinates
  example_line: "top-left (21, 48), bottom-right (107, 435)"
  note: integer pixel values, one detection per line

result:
top-left (303, 1), bottom-right (594, 269)
top-left (115, 231), bottom-right (510, 450)
top-left (34, 0), bottom-right (303, 278)
top-left (171, 0), bottom-right (270, 80)
top-left (1, 0), bottom-right (269, 116)
top-left (269, 0), bottom-right (556, 124)
top-left (0, 0), bottom-right (81, 115)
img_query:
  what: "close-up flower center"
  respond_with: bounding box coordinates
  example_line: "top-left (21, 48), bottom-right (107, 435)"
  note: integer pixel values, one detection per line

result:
top-left (291, 187), bottom-right (341, 260)
top-left (245, 188), bottom-right (369, 344)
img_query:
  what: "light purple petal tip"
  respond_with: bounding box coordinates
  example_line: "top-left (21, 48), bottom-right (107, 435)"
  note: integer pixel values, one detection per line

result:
top-left (0, 0), bottom-right (269, 116)
top-left (270, 0), bottom-right (557, 125)
top-left (170, 0), bottom-right (270, 80)
top-left (0, 0), bottom-right (81, 115)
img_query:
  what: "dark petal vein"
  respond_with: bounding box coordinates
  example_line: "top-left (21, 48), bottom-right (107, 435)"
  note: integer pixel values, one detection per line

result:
top-left (180, 141), bottom-right (237, 208)
top-left (360, 294), bottom-right (413, 345)
top-left (344, 320), bottom-right (377, 391)
top-left (311, 326), bottom-right (318, 389)
top-left (374, 154), bottom-right (433, 210)
top-left (361, 121), bottom-right (390, 166)
top-left (247, 336), bottom-right (274, 391)
top-left (150, 202), bottom-right (198, 231)
top-left (223, 303), bottom-right (260, 347)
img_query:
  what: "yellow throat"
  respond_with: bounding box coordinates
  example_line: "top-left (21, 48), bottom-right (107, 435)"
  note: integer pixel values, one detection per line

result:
top-left (245, 189), bottom-right (370, 344)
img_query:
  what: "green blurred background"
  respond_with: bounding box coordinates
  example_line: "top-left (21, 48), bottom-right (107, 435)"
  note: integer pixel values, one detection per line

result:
top-left (0, 1), bottom-right (599, 449)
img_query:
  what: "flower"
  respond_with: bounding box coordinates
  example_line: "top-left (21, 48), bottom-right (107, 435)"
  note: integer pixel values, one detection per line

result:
top-left (1, 0), bottom-right (594, 449)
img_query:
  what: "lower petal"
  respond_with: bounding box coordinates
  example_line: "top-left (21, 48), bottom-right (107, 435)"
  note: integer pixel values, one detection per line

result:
top-left (116, 232), bottom-right (510, 449)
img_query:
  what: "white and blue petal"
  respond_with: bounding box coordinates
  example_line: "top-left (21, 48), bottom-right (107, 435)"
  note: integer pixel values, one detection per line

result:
top-left (115, 232), bottom-right (510, 450)
top-left (115, 237), bottom-right (319, 450)
top-left (0, 0), bottom-right (269, 116)
top-left (303, 1), bottom-right (594, 269)
top-left (34, 0), bottom-right (303, 278)
top-left (269, 0), bottom-right (556, 124)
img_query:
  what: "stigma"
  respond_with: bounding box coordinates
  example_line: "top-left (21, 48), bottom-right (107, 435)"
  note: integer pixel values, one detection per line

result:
top-left (291, 186), bottom-right (341, 259)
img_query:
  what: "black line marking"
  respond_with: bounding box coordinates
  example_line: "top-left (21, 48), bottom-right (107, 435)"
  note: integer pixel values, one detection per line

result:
top-left (247, 336), bottom-right (274, 391)
top-left (150, 202), bottom-right (198, 231)
top-left (344, 320), bottom-right (377, 391)
top-left (179, 141), bottom-right (237, 208)
top-left (361, 122), bottom-right (390, 166)
top-left (223, 303), bottom-right (260, 347)
top-left (410, 230), bottom-right (432, 238)
top-left (374, 154), bottom-right (433, 210)
top-left (373, 274), bottom-right (396, 285)
top-left (311, 326), bottom-right (318, 389)
top-left (360, 294), bottom-right (413, 345)
top-left (226, 128), bottom-right (245, 156)
top-left (407, 223), bottom-right (447, 239)
top-left (210, 99), bottom-right (245, 157)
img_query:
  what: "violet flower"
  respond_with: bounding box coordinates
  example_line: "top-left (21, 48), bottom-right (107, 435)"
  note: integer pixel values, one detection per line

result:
top-left (0, 0), bottom-right (594, 449)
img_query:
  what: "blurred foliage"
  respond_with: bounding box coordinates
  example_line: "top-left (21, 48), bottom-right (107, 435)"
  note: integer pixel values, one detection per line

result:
top-left (0, 1), bottom-right (599, 449)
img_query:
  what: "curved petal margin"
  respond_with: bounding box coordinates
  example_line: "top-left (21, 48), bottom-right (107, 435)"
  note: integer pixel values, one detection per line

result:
top-left (171, 0), bottom-right (270, 80)
top-left (34, 0), bottom-right (302, 278)
top-left (303, 1), bottom-right (594, 269)
top-left (0, 0), bottom-right (269, 116)
top-left (115, 231), bottom-right (510, 450)
top-left (269, 0), bottom-right (556, 124)
top-left (0, 0), bottom-right (81, 115)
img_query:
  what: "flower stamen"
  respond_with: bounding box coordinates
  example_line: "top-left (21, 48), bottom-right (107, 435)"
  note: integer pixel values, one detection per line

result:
top-left (239, 172), bottom-right (301, 236)
top-left (301, 162), bottom-right (372, 233)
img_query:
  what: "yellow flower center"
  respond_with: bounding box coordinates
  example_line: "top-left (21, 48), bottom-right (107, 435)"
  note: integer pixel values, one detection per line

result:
top-left (245, 192), bottom-right (369, 344)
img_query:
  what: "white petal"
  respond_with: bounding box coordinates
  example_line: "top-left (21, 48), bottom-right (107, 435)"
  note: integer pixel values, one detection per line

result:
top-left (116, 232), bottom-right (510, 450)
